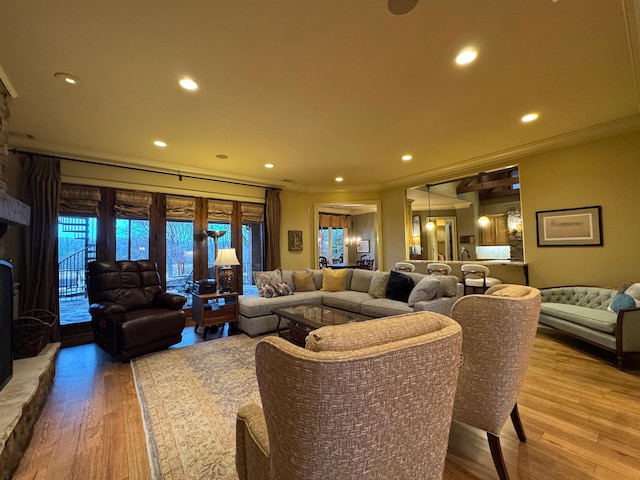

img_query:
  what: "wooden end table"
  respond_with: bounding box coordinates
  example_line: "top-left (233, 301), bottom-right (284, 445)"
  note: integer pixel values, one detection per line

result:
top-left (191, 291), bottom-right (239, 339)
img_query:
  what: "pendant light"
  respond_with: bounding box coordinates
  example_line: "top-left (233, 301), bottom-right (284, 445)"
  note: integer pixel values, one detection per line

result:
top-left (477, 172), bottom-right (490, 227)
top-left (426, 185), bottom-right (435, 230)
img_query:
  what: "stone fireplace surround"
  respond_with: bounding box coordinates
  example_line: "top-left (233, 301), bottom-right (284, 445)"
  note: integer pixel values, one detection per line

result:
top-left (0, 73), bottom-right (59, 479)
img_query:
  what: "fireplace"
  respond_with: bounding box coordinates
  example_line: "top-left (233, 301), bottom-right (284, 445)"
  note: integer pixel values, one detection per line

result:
top-left (0, 259), bottom-right (13, 390)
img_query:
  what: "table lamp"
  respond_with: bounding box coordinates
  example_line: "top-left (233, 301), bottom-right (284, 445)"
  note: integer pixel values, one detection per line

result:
top-left (215, 248), bottom-right (240, 292)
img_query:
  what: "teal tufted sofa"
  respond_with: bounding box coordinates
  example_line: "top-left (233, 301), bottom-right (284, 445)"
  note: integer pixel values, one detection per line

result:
top-left (539, 286), bottom-right (640, 369)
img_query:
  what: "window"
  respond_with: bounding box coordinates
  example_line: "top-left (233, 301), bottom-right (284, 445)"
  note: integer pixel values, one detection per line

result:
top-left (115, 190), bottom-right (151, 261)
top-left (241, 203), bottom-right (265, 294)
top-left (165, 196), bottom-right (195, 303)
top-left (58, 185), bottom-right (101, 325)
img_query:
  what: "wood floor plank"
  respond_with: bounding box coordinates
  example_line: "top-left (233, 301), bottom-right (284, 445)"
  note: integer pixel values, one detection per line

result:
top-left (10, 327), bottom-right (640, 479)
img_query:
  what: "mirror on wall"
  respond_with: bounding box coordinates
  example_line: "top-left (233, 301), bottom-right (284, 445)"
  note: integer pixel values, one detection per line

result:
top-left (407, 166), bottom-right (522, 262)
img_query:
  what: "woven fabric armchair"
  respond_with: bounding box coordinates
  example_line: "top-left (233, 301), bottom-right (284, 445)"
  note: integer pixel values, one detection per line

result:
top-left (450, 284), bottom-right (541, 480)
top-left (236, 311), bottom-right (463, 480)
top-left (86, 260), bottom-right (186, 360)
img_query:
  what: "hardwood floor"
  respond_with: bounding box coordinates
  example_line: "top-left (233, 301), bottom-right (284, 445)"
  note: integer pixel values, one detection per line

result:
top-left (11, 326), bottom-right (640, 480)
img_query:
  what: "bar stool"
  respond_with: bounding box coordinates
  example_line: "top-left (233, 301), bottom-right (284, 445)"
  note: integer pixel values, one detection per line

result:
top-left (395, 262), bottom-right (415, 272)
top-left (461, 264), bottom-right (502, 295)
top-left (427, 263), bottom-right (452, 275)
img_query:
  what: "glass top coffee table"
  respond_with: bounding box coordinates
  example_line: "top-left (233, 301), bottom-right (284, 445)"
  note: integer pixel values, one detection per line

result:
top-left (273, 304), bottom-right (369, 346)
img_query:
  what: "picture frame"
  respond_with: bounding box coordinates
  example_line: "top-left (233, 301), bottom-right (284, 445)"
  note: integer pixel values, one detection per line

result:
top-left (288, 230), bottom-right (303, 251)
top-left (411, 215), bottom-right (421, 238)
top-left (536, 206), bottom-right (603, 247)
top-left (356, 239), bottom-right (370, 253)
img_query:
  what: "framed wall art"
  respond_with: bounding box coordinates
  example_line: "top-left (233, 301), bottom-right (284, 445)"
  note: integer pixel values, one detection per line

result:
top-left (536, 206), bottom-right (603, 247)
top-left (356, 239), bottom-right (370, 253)
top-left (288, 230), bottom-right (303, 251)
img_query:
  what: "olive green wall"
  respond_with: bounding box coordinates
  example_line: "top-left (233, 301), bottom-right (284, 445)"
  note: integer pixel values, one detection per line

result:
top-left (519, 131), bottom-right (640, 289)
top-left (279, 189), bottom-right (382, 270)
top-left (7, 130), bottom-right (640, 290)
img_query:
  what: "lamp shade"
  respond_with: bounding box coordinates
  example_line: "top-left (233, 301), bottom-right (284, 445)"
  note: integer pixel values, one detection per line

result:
top-left (215, 248), bottom-right (240, 266)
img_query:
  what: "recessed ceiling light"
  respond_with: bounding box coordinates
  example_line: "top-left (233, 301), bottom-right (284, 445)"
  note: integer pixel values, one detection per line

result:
top-left (264, 163), bottom-right (274, 168)
top-left (153, 140), bottom-right (167, 148)
top-left (178, 77), bottom-right (198, 91)
top-left (335, 177), bottom-right (344, 182)
top-left (521, 112), bottom-right (540, 123)
top-left (54, 72), bottom-right (82, 86)
top-left (402, 154), bottom-right (413, 161)
top-left (455, 48), bottom-right (478, 65)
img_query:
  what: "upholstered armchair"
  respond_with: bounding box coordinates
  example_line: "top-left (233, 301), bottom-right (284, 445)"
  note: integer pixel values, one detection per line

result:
top-left (450, 284), bottom-right (541, 480)
top-left (236, 311), bottom-right (463, 480)
top-left (86, 260), bottom-right (187, 360)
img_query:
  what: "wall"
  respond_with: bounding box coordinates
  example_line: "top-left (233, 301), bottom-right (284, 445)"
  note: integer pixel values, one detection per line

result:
top-left (279, 189), bottom-right (382, 270)
top-left (519, 131), bottom-right (640, 288)
top-left (381, 187), bottom-right (407, 271)
top-left (350, 212), bottom-right (375, 263)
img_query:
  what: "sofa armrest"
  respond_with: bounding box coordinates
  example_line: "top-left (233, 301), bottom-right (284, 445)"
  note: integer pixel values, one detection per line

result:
top-left (155, 292), bottom-right (187, 310)
top-left (617, 307), bottom-right (640, 353)
top-left (89, 301), bottom-right (126, 315)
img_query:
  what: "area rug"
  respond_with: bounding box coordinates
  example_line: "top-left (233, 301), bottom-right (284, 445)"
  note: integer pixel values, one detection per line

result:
top-left (131, 335), bottom-right (265, 479)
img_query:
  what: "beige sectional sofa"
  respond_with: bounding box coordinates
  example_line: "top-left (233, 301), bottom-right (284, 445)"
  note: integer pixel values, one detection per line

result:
top-left (238, 268), bottom-right (462, 337)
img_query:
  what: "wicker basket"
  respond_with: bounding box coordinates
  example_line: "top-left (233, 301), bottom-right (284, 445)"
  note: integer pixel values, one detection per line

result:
top-left (13, 309), bottom-right (57, 359)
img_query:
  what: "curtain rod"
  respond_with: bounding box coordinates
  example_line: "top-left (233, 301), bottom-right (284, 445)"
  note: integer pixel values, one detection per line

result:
top-left (10, 148), bottom-right (279, 190)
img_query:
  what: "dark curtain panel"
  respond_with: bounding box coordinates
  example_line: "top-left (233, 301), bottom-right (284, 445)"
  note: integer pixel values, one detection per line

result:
top-left (264, 189), bottom-right (281, 270)
top-left (24, 155), bottom-right (61, 341)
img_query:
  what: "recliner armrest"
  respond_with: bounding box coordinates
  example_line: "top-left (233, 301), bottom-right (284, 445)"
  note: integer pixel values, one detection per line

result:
top-left (89, 301), bottom-right (126, 315)
top-left (155, 292), bottom-right (187, 310)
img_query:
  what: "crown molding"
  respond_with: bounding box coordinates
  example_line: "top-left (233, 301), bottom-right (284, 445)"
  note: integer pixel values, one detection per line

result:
top-left (382, 114), bottom-right (640, 191)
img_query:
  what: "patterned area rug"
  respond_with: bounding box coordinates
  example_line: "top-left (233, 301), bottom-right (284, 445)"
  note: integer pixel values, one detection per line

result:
top-left (131, 335), bottom-right (264, 479)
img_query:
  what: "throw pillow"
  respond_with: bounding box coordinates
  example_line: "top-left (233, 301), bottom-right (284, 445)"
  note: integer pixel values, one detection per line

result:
top-left (305, 269), bottom-right (324, 290)
top-left (608, 293), bottom-right (636, 313)
top-left (407, 277), bottom-right (441, 307)
top-left (261, 282), bottom-right (293, 298)
top-left (368, 271), bottom-right (390, 299)
top-left (385, 270), bottom-right (415, 303)
top-left (321, 268), bottom-right (348, 292)
top-left (253, 270), bottom-right (283, 295)
top-left (436, 275), bottom-right (460, 298)
top-left (293, 272), bottom-right (316, 292)
top-left (623, 283), bottom-right (640, 307)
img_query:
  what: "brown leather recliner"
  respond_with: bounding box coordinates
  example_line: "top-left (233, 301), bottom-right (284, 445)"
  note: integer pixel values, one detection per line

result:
top-left (86, 260), bottom-right (186, 360)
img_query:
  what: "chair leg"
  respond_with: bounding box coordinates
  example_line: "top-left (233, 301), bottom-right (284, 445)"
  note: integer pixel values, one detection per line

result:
top-left (487, 433), bottom-right (510, 480)
top-left (510, 403), bottom-right (527, 442)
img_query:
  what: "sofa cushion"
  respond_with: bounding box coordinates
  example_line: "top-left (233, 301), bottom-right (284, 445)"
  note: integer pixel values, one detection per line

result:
top-left (322, 291), bottom-right (372, 314)
top-left (385, 271), bottom-right (415, 303)
top-left (350, 269), bottom-right (375, 293)
top-left (253, 270), bottom-right (283, 295)
top-left (540, 287), bottom-right (616, 311)
top-left (539, 303), bottom-right (617, 334)
top-left (407, 277), bottom-right (441, 307)
top-left (293, 272), bottom-right (316, 292)
top-left (608, 293), bottom-right (636, 313)
top-left (280, 269), bottom-right (307, 291)
top-left (239, 291), bottom-right (323, 317)
top-left (368, 271), bottom-right (390, 299)
top-left (321, 268), bottom-right (348, 292)
top-left (361, 297), bottom-right (413, 317)
top-left (306, 269), bottom-right (324, 290)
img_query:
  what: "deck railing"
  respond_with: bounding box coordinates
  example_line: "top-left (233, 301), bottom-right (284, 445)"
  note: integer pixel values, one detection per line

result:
top-left (59, 245), bottom-right (95, 299)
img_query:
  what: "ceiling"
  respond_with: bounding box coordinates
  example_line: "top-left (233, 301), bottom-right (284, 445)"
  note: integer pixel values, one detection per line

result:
top-left (1, 0), bottom-right (639, 192)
